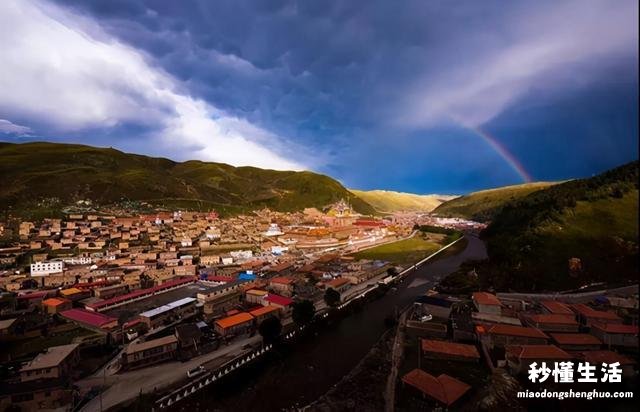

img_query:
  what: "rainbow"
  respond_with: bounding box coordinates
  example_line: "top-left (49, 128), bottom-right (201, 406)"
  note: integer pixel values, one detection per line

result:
top-left (453, 117), bottom-right (533, 183)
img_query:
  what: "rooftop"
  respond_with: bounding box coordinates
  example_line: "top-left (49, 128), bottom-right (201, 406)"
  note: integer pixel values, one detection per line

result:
top-left (42, 297), bottom-right (69, 307)
top-left (570, 304), bottom-right (621, 321)
top-left (540, 300), bottom-right (574, 315)
top-left (486, 324), bottom-right (549, 339)
top-left (550, 333), bottom-right (602, 346)
top-left (527, 314), bottom-right (578, 325)
top-left (61, 308), bottom-right (117, 328)
top-left (21, 343), bottom-right (79, 372)
top-left (126, 335), bottom-right (178, 354)
top-left (591, 322), bottom-right (639, 334)
top-left (505, 344), bottom-right (573, 360)
top-left (421, 339), bottom-right (480, 359)
top-left (472, 292), bottom-right (501, 306)
top-left (215, 312), bottom-right (254, 329)
top-left (264, 294), bottom-right (293, 306)
top-left (578, 350), bottom-right (637, 366)
top-left (249, 305), bottom-right (280, 318)
top-left (139, 297), bottom-right (197, 319)
top-left (401, 369), bottom-right (471, 406)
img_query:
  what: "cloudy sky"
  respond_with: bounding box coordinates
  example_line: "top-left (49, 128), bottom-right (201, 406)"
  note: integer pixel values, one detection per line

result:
top-left (0, 0), bottom-right (637, 193)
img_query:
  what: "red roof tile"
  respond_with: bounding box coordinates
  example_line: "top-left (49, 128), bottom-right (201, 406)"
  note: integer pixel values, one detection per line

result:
top-left (570, 304), bottom-right (621, 321)
top-left (540, 301), bottom-right (574, 315)
top-left (264, 294), bottom-right (293, 306)
top-left (473, 292), bottom-right (501, 306)
top-left (61, 308), bottom-right (117, 328)
top-left (528, 314), bottom-right (578, 325)
top-left (487, 324), bottom-right (549, 339)
top-left (505, 345), bottom-right (573, 360)
top-left (550, 333), bottom-right (602, 346)
top-left (401, 369), bottom-right (470, 406)
top-left (421, 339), bottom-right (480, 359)
top-left (591, 323), bottom-right (639, 334)
top-left (578, 350), bottom-right (637, 366)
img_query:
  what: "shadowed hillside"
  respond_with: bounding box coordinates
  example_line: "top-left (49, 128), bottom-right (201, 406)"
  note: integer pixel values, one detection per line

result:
top-left (433, 182), bottom-right (558, 222)
top-left (0, 142), bottom-right (375, 216)
top-left (479, 161), bottom-right (639, 291)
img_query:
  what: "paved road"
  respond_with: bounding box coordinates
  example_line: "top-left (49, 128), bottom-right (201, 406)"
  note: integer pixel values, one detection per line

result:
top-left (79, 335), bottom-right (261, 412)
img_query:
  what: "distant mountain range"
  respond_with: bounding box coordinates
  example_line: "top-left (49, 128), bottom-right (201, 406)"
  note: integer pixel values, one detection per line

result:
top-left (0, 142), bottom-right (376, 217)
top-left (349, 189), bottom-right (457, 213)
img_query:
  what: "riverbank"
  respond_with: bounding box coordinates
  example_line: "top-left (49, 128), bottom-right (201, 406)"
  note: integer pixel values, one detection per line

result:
top-left (169, 234), bottom-right (486, 411)
top-left (304, 328), bottom-right (394, 412)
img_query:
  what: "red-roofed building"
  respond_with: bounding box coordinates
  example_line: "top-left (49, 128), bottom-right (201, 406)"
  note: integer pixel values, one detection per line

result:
top-left (524, 314), bottom-right (579, 333)
top-left (481, 324), bottom-right (549, 348)
top-left (590, 323), bottom-right (639, 349)
top-left (550, 333), bottom-right (602, 351)
top-left (421, 339), bottom-right (480, 362)
top-left (264, 294), bottom-right (293, 310)
top-left (570, 304), bottom-right (622, 327)
top-left (325, 277), bottom-right (351, 293)
top-left (540, 300), bottom-right (574, 315)
top-left (505, 345), bottom-right (573, 374)
top-left (60, 309), bottom-right (118, 331)
top-left (401, 369), bottom-right (471, 407)
top-left (472, 292), bottom-right (501, 315)
top-left (577, 351), bottom-right (637, 378)
top-left (269, 276), bottom-right (295, 296)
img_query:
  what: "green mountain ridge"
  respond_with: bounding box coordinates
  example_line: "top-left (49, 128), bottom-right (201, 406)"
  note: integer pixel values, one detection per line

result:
top-left (349, 189), bottom-right (457, 213)
top-left (433, 181), bottom-right (559, 222)
top-left (480, 160), bottom-right (639, 291)
top-left (0, 141), bottom-right (376, 216)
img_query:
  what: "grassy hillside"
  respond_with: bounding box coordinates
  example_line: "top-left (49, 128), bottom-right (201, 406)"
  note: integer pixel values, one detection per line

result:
top-left (0, 142), bottom-right (375, 216)
top-left (433, 182), bottom-right (557, 221)
top-left (479, 161), bottom-right (638, 291)
top-left (350, 189), bottom-right (456, 213)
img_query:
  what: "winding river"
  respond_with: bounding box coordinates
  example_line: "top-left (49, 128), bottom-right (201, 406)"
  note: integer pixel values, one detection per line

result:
top-left (174, 234), bottom-right (487, 411)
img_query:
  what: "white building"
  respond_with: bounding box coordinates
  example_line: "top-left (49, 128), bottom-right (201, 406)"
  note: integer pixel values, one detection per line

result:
top-left (264, 223), bottom-right (283, 237)
top-left (62, 257), bottom-right (93, 265)
top-left (30, 261), bottom-right (64, 276)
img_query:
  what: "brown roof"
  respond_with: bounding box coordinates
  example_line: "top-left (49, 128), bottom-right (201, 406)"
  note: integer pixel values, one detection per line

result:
top-left (401, 369), bottom-right (471, 406)
top-left (527, 314), bottom-right (578, 325)
top-left (578, 350), bottom-right (637, 366)
top-left (487, 324), bottom-right (549, 339)
top-left (550, 333), bottom-right (602, 346)
top-left (570, 304), bottom-right (621, 321)
top-left (473, 292), bottom-right (501, 306)
top-left (421, 339), bottom-right (480, 359)
top-left (326, 277), bottom-right (350, 288)
top-left (540, 300), bottom-right (574, 315)
top-left (505, 345), bottom-right (573, 360)
top-left (126, 335), bottom-right (177, 355)
top-left (21, 344), bottom-right (79, 372)
top-left (591, 323), bottom-right (639, 334)
top-left (269, 276), bottom-right (294, 285)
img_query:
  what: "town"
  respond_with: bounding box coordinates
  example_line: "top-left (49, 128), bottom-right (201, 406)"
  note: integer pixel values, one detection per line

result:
top-left (0, 200), bottom-right (636, 411)
top-left (0, 200), bottom-right (474, 410)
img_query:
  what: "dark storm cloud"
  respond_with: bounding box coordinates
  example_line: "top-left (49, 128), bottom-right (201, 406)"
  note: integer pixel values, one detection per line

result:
top-left (3, 0), bottom-right (638, 192)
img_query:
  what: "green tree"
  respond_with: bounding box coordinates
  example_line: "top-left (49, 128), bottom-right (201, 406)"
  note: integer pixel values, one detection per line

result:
top-left (258, 316), bottom-right (282, 344)
top-left (292, 300), bottom-right (315, 326)
top-left (323, 288), bottom-right (341, 307)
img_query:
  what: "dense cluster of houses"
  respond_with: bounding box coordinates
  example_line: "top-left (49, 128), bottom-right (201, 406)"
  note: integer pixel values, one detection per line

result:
top-left (0, 202), bottom-right (410, 410)
top-left (401, 290), bottom-right (638, 408)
